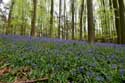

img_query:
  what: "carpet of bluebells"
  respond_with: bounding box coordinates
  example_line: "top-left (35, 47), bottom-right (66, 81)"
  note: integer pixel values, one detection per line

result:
top-left (0, 34), bottom-right (125, 83)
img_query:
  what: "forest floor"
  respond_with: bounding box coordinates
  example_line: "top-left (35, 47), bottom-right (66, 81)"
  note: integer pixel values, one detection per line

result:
top-left (0, 35), bottom-right (125, 83)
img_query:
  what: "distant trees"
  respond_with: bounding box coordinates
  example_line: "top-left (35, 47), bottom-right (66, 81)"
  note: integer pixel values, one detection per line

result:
top-left (0, 0), bottom-right (125, 44)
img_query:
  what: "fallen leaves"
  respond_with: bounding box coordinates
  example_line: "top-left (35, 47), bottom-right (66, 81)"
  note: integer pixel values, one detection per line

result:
top-left (0, 67), bottom-right (11, 77)
top-left (0, 66), bottom-right (48, 83)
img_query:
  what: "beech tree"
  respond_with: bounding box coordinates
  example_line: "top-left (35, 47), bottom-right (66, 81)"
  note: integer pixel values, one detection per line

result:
top-left (6, 0), bottom-right (14, 34)
top-left (49, 0), bottom-right (54, 37)
top-left (71, 0), bottom-right (75, 40)
top-left (79, 0), bottom-right (84, 40)
top-left (118, 0), bottom-right (125, 44)
top-left (31, 0), bottom-right (37, 36)
top-left (87, 0), bottom-right (95, 44)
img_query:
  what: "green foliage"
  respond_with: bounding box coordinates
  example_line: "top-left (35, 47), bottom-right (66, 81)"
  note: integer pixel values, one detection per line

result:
top-left (0, 37), bottom-right (125, 83)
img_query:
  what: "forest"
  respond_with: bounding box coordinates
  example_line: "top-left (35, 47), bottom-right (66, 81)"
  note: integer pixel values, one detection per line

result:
top-left (0, 0), bottom-right (125, 83)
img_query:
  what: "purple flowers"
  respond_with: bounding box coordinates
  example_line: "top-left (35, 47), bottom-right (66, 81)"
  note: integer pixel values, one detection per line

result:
top-left (0, 34), bottom-right (125, 82)
top-left (79, 67), bottom-right (84, 73)
top-left (119, 69), bottom-right (125, 78)
top-left (86, 71), bottom-right (94, 78)
top-left (96, 76), bottom-right (104, 81)
top-left (111, 64), bottom-right (117, 69)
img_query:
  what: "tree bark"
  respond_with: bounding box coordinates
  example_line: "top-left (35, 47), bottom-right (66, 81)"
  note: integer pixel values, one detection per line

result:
top-left (79, 0), bottom-right (84, 40)
top-left (31, 0), bottom-right (37, 36)
top-left (58, 0), bottom-right (62, 38)
top-left (87, 0), bottom-right (95, 44)
top-left (71, 0), bottom-right (75, 40)
top-left (118, 0), bottom-right (125, 44)
top-left (113, 0), bottom-right (121, 44)
top-left (6, 0), bottom-right (14, 35)
top-left (49, 0), bottom-right (54, 37)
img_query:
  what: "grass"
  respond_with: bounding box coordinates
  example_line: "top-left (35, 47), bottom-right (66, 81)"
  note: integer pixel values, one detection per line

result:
top-left (0, 35), bottom-right (125, 83)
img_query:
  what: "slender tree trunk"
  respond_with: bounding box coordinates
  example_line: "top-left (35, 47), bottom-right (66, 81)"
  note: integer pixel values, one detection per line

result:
top-left (49, 0), bottom-right (54, 37)
top-left (118, 0), bottom-right (125, 44)
top-left (6, 0), bottom-right (14, 35)
top-left (102, 0), bottom-right (108, 36)
top-left (71, 0), bottom-right (75, 40)
top-left (113, 0), bottom-right (121, 44)
top-left (66, 17), bottom-right (69, 40)
top-left (87, 0), bottom-right (95, 44)
top-left (31, 0), bottom-right (37, 36)
top-left (64, 0), bottom-right (66, 39)
top-left (58, 0), bottom-right (61, 38)
top-left (79, 0), bottom-right (84, 40)
top-left (20, 0), bottom-right (25, 36)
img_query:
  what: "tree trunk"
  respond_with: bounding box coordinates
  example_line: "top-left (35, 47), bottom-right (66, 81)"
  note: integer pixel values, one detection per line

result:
top-left (49, 0), bottom-right (54, 37)
top-left (118, 0), bottom-right (125, 44)
top-left (79, 0), bottom-right (84, 40)
top-left (58, 0), bottom-right (61, 38)
top-left (113, 0), bottom-right (121, 44)
top-left (71, 0), bottom-right (75, 40)
top-left (87, 0), bottom-right (95, 44)
top-left (64, 0), bottom-right (66, 39)
top-left (31, 0), bottom-right (37, 36)
top-left (6, 0), bottom-right (14, 35)
top-left (20, 0), bottom-right (25, 36)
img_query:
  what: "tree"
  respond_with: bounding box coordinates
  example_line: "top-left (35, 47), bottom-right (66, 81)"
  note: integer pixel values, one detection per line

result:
top-left (79, 0), bottom-right (84, 40)
top-left (118, 0), bottom-right (125, 44)
top-left (6, 0), bottom-right (14, 34)
top-left (71, 0), bottom-right (75, 40)
top-left (20, 0), bottom-right (26, 35)
top-left (87, 0), bottom-right (95, 44)
top-left (31, 0), bottom-right (37, 36)
top-left (49, 0), bottom-right (54, 37)
top-left (58, 0), bottom-right (62, 38)
top-left (113, 0), bottom-right (121, 44)
top-left (63, 0), bottom-right (66, 39)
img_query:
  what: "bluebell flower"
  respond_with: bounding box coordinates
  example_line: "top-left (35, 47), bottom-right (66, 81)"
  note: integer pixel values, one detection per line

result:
top-left (110, 54), bottom-right (116, 59)
top-left (119, 69), bottom-right (125, 78)
top-left (111, 64), bottom-right (117, 69)
top-left (96, 76), bottom-right (104, 81)
top-left (86, 71), bottom-right (94, 78)
top-left (119, 58), bottom-right (125, 64)
top-left (88, 49), bottom-right (94, 53)
top-left (79, 67), bottom-right (84, 73)
top-left (91, 63), bottom-right (96, 67)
